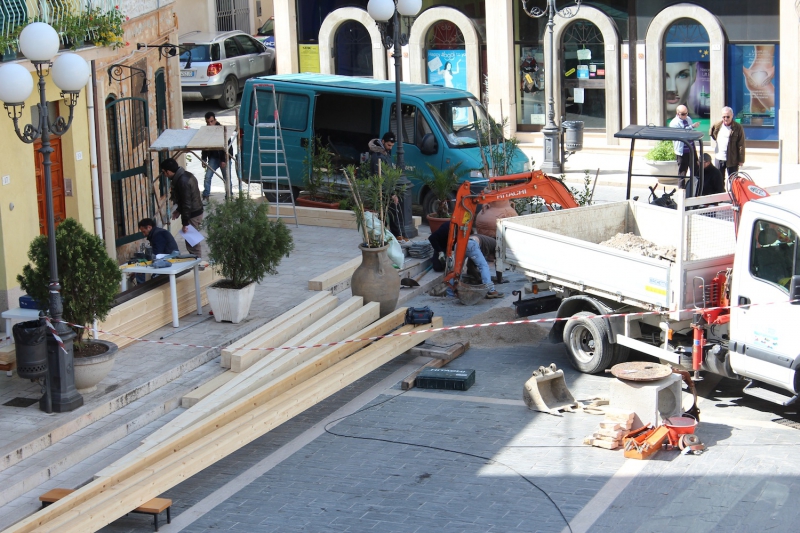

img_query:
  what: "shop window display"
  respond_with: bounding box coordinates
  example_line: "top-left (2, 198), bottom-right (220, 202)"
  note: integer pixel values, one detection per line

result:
top-left (561, 21), bottom-right (605, 129)
top-left (728, 44), bottom-right (779, 142)
top-left (516, 45), bottom-right (546, 127)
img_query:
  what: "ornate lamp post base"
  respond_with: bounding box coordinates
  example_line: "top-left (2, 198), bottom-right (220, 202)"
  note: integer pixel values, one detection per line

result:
top-left (45, 325), bottom-right (83, 412)
top-left (540, 124), bottom-right (562, 174)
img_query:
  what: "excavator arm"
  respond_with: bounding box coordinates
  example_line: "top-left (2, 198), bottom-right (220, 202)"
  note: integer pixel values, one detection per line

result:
top-left (443, 170), bottom-right (580, 285)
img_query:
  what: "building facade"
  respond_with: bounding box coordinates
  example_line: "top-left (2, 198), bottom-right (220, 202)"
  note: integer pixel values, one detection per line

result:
top-left (272, 0), bottom-right (796, 159)
top-left (0, 0), bottom-right (184, 315)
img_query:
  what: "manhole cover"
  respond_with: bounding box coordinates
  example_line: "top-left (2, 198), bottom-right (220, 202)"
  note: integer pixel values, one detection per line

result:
top-left (610, 361), bottom-right (673, 381)
top-left (3, 397), bottom-right (40, 408)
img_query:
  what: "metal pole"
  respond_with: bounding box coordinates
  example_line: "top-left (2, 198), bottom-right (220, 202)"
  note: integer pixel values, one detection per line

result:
top-left (37, 65), bottom-right (83, 413)
top-left (540, 0), bottom-right (562, 174)
top-left (392, 6), bottom-right (417, 238)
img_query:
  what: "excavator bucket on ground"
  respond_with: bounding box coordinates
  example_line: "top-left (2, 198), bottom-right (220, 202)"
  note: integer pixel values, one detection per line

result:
top-left (523, 364), bottom-right (579, 415)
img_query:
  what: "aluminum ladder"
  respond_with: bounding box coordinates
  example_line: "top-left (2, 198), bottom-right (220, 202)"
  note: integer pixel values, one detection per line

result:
top-left (249, 83), bottom-right (298, 226)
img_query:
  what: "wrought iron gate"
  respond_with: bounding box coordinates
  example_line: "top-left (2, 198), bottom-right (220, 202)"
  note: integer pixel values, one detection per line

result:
top-left (105, 96), bottom-right (157, 247)
top-left (216, 0), bottom-right (250, 33)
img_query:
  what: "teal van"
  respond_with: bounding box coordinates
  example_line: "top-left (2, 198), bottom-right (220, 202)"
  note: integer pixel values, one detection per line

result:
top-left (238, 73), bottom-right (530, 214)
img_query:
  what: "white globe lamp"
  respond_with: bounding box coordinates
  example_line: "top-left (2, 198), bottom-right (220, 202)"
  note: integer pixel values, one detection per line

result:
top-left (19, 22), bottom-right (60, 62)
top-left (0, 63), bottom-right (34, 104)
top-left (396, 0), bottom-right (421, 17)
top-left (52, 53), bottom-right (91, 92)
top-left (367, 0), bottom-right (395, 22)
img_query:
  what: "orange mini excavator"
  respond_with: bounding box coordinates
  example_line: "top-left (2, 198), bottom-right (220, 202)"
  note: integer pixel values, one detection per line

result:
top-left (443, 170), bottom-right (580, 287)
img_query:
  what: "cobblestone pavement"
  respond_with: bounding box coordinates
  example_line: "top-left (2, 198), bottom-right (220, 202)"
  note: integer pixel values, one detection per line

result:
top-left (95, 286), bottom-right (800, 532)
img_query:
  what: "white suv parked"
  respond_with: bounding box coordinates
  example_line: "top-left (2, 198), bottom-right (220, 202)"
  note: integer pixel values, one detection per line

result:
top-left (179, 30), bottom-right (276, 109)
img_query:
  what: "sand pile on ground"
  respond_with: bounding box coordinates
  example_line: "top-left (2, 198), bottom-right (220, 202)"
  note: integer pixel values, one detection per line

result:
top-left (599, 232), bottom-right (676, 261)
top-left (427, 306), bottom-right (548, 348)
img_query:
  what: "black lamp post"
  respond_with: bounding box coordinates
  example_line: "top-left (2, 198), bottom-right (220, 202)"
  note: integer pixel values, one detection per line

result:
top-left (367, 0), bottom-right (421, 239)
top-left (0, 22), bottom-right (91, 412)
top-left (521, 0), bottom-right (581, 174)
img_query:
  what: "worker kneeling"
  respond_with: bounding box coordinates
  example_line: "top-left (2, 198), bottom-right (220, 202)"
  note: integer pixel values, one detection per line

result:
top-left (428, 221), bottom-right (502, 299)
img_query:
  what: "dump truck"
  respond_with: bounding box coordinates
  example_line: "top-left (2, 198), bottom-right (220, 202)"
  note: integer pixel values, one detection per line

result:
top-left (496, 178), bottom-right (800, 406)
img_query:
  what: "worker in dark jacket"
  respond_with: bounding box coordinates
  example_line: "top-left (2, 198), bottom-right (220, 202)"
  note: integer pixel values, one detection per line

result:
top-left (138, 218), bottom-right (179, 256)
top-left (709, 106), bottom-right (745, 178)
top-left (200, 111), bottom-right (233, 202)
top-left (367, 132), bottom-right (406, 241)
top-left (162, 157), bottom-right (204, 257)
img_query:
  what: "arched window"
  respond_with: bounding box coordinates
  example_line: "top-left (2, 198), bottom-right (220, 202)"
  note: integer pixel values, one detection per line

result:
top-left (334, 20), bottom-right (373, 77)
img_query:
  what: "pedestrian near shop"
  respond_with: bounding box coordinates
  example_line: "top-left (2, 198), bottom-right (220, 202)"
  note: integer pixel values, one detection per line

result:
top-left (201, 111), bottom-right (232, 203)
top-left (669, 105), bottom-right (700, 178)
top-left (710, 106), bottom-right (746, 178)
top-left (161, 157), bottom-right (204, 258)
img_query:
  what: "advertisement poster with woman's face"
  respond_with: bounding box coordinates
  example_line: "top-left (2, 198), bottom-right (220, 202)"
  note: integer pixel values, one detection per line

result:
top-left (664, 22), bottom-right (711, 138)
top-left (727, 44), bottom-right (779, 141)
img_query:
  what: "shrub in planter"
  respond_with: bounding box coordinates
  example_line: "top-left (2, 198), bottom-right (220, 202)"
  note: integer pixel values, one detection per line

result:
top-left (204, 193), bottom-right (294, 322)
top-left (18, 218), bottom-right (121, 349)
top-left (645, 140), bottom-right (676, 162)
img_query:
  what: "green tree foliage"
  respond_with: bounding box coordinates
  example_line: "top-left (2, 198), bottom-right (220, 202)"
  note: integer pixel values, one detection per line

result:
top-left (18, 218), bottom-right (121, 345)
top-left (204, 194), bottom-right (294, 289)
top-left (645, 140), bottom-right (676, 162)
top-left (342, 162), bottom-right (406, 248)
top-left (421, 162), bottom-right (468, 218)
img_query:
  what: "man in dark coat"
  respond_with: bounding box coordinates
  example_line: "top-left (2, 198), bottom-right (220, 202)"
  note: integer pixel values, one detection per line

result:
top-left (367, 131), bottom-right (406, 240)
top-left (200, 111), bottom-right (232, 202)
top-left (700, 153), bottom-right (725, 196)
top-left (709, 106), bottom-right (746, 178)
top-left (138, 218), bottom-right (179, 256)
top-left (161, 157), bottom-right (204, 257)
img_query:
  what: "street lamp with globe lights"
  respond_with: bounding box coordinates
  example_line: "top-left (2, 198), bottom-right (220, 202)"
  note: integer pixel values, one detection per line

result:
top-left (520, 0), bottom-right (581, 174)
top-left (0, 22), bottom-right (91, 412)
top-left (367, 0), bottom-right (421, 238)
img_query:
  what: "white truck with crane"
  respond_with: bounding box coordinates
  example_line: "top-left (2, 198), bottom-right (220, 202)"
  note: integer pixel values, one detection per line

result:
top-left (496, 176), bottom-right (800, 406)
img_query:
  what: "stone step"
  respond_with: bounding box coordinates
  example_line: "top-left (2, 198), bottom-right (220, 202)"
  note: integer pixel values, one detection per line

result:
top-left (0, 361), bottom-right (219, 509)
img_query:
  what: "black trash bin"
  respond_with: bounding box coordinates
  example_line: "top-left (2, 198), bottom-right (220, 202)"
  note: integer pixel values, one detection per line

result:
top-left (12, 319), bottom-right (48, 380)
top-left (563, 121), bottom-right (585, 152)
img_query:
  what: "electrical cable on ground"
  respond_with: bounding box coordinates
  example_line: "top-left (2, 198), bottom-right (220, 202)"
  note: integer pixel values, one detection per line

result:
top-left (323, 390), bottom-right (574, 533)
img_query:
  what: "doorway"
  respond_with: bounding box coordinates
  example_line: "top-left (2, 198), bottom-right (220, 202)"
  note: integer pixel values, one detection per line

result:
top-left (334, 20), bottom-right (373, 77)
top-left (33, 134), bottom-right (66, 236)
top-left (561, 20), bottom-right (606, 129)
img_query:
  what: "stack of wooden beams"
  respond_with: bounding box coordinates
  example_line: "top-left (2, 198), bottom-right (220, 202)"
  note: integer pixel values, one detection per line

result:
top-left (6, 294), bottom-right (441, 533)
top-left (97, 268), bottom-right (217, 349)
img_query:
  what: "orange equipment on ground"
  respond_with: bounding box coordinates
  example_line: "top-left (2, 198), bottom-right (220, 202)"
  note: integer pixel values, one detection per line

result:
top-left (443, 170), bottom-right (580, 286)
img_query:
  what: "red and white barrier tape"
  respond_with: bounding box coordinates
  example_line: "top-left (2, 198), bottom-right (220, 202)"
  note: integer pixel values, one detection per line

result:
top-left (37, 298), bottom-right (795, 353)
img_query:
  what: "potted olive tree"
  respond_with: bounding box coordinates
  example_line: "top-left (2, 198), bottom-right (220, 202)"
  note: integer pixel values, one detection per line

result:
top-left (297, 135), bottom-right (340, 209)
top-left (422, 162), bottom-right (467, 233)
top-left (644, 140), bottom-right (680, 181)
top-left (342, 163), bottom-right (405, 317)
top-left (204, 193), bottom-right (294, 323)
top-left (18, 218), bottom-right (121, 393)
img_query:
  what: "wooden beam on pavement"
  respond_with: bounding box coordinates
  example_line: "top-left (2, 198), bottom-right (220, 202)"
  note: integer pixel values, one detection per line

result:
top-left (307, 257), bottom-right (361, 291)
top-left (17, 316), bottom-right (439, 533)
top-left (220, 291), bottom-right (332, 368)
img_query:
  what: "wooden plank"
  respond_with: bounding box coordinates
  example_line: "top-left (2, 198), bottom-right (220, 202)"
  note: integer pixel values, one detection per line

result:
top-left (154, 298), bottom-right (373, 446)
top-left (185, 126), bottom-right (225, 150)
top-left (221, 291), bottom-right (332, 368)
top-left (225, 295), bottom-right (340, 372)
top-left (95, 307), bottom-right (408, 482)
top-left (29, 317), bottom-right (441, 533)
top-left (308, 257), bottom-right (361, 291)
top-left (181, 371), bottom-right (237, 408)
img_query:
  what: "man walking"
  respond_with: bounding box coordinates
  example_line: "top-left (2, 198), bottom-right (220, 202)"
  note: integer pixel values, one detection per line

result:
top-left (669, 104), bottom-right (700, 178)
top-left (710, 106), bottom-right (746, 178)
top-left (161, 157), bottom-right (204, 258)
top-left (200, 111), bottom-right (231, 203)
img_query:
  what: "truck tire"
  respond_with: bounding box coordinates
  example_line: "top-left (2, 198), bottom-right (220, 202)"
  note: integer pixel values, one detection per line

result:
top-left (563, 311), bottom-right (614, 374)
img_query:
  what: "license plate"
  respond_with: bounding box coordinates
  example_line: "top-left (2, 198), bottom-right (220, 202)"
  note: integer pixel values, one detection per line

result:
top-left (181, 70), bottom-right (195, 77)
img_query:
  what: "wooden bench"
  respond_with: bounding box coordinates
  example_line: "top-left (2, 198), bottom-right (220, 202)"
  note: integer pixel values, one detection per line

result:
top-left (39, 488), bottom-right (172, 531)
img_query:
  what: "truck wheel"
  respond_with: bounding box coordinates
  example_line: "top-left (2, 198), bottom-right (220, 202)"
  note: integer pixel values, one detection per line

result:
top-left (422, 189), bottom-right (454, 220)
top-left (563, 311), bottom-right (613, 374)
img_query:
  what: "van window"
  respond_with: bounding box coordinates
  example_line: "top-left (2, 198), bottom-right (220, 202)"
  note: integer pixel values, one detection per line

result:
top-left (314, 92), bottom-right (382, 166)
top-left (250, 90), bottom-right (309, 131)
top-left (426, 97), bottom-right (488, 148)
top-left (749, 220), bottom-right (799, 291)
top-left (389, 104), bottom-right (433, 148)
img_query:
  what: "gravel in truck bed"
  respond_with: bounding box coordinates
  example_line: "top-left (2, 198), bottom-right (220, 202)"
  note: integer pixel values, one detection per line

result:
top-left (599, 232), bottom-right (677, 261)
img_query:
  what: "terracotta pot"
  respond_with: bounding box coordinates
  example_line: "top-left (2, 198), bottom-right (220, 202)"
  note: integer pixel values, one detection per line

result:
top-left (206, 281), bottom-right (256, 323)
top-left (296, 197), bottom-right (340, 209)
top-left (426, 214), bottom-right (450, 234)
top-left (73, 340), bottom-right (118, 394)
top-left (350, 244), bottom-right (400, 318)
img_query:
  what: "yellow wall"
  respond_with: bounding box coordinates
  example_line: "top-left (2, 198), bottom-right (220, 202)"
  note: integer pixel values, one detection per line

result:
top-left (0, 74), bottom-right (94, 298)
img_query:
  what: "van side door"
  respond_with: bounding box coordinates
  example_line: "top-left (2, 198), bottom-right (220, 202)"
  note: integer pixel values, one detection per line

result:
top-left (389, 102), bottom-right (443, 204)
top-left (243, 85), bottom-right (315, 189)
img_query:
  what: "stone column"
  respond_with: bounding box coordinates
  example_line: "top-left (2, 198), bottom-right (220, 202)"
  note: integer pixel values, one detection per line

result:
top-left (486, 0), bottom-right (516, 134)
top-left (274, 0), bottom-right (299, 73)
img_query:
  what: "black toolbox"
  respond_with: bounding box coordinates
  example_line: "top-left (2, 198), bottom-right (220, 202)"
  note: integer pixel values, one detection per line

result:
top-left (415, 368), bottom-right (475, 391)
